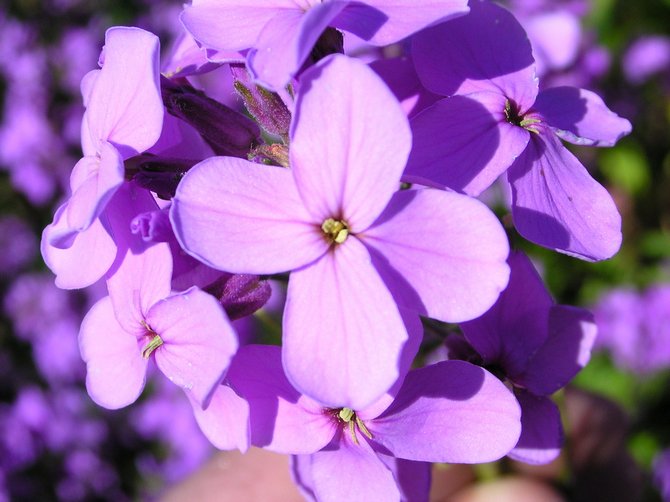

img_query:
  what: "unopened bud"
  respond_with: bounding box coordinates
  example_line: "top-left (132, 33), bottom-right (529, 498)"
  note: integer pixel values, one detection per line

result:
top-left (231, 64), bottom-right (291, 141)
top-left (161, 76), bottom-right (261, 158)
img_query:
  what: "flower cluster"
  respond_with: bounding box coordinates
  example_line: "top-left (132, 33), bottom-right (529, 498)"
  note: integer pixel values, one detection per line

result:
top-left (39, 0), bottom-right (632, 499)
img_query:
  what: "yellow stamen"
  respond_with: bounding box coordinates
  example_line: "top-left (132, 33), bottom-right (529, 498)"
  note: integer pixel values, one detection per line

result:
top-left (321, 218), bottom-right (349, 244)
top-left (141, 334), bottom-right (163, 359)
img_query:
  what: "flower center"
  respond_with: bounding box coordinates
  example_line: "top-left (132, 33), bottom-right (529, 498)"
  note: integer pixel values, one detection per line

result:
top-left (321, 218), bottom-right (349, 244)
top-left (331, 407), bottom-right (373, 445)
top-left (140, 321), bottom-right (163, 359)
top-left (504, 99), bottom-right (541, 133)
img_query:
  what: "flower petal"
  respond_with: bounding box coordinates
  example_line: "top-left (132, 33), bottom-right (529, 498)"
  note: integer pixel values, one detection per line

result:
top-left (180, 0), bottom-right (295, 52)
top-left (520, 305), bottom-right (597, 395)
top-left (378, 454), bottom-right (432, 502)
top-left (66, 142), bottom-right (124, 233)
top-left (283, 237), bottom-right (407, 410)
top-left (310, 439), bottom-right (401, 502)
top-left (369, 56), bottom-right (441, 118)
top-left (461, 251), bottom-right (553, 378)
top-left (171, 156), bottom-right (326, 274)
top-left (364, 189), bottom-right (510, 323)
top-left (106, 241), bottom-right (173, 335)
top-left (412, 0), bottom-right (537, 109)
top-left (248, 2), bottom-right (347, 90)
top-left (371, 361), bottom-right (521, 463)
top-left (149, 287), bottom-right (239, 408)
top-left (333, 0), bottom-right (468, 46)
top-left (226, 345), bottom-right (336, 454)
top-left (189, 384), bottom-right (251, 452)
top-left (41, 203), bottom-right (116, 290)
top-left (404, 93), bottom-right (530, 196)
top-left (291, 54), bottom-right (411, 231)
top-left (508, 130), bottom-right (622, 261)
top-left (534, 87), bottom-right (632, 147)
top-left (79, 297), bottom-right (147, 409)
top-left (86, 27), bottom-right (163, 158)
top-left (508, 391), bottom-right (563, 465)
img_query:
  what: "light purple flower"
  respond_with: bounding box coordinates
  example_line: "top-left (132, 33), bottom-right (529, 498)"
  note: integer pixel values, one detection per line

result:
top-left (406, 0), bottom-right (631, 261)
top-left (460, 251), bottom-right (597, 464)
top-left (171, 54), bottom-right (510, 409)
top-left (215, 344), bottom-right (521, 501)
top-left (42, 26), bottom-right (164, 288)
top-left (180, 0), bottom-right (469, 90)
top-left (79, 240), bottom-right (238, 409)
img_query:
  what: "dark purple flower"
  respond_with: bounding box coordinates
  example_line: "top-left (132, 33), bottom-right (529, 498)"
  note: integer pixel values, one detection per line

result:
top-left (406, 0), bottom-right (631, 261)
top-left (460, 251), bottom-right (596, 464)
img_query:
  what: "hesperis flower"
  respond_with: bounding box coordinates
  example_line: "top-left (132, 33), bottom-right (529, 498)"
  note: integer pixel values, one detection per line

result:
top-left (79, 237), bottom-right (238, 410)
top-left (171, 54), bottom-right (511, 409)
top-left (406, 0), bottom-right (631, 261)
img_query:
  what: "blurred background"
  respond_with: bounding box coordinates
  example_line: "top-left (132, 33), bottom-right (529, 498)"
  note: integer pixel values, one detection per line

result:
top-left (0, 0), bottom-right (669, 500)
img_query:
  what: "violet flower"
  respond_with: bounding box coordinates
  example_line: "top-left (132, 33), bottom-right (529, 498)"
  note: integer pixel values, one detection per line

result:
top-left (460, 251), bottom-right (596, 464)
top-left (42, 27), bottom-right (164, 288)
top-left (211, 344), bottom-right (521, 501)
top-left (406, 0), bottom-right (631, 261)
top-left (180, 0), bottom-right (469, 90)
top-left (79, 239), bottom-right (238, 409)
top-left (171, 54), bottom-right (510, 409)
top-left (593, 286), bottom-right (670, 375)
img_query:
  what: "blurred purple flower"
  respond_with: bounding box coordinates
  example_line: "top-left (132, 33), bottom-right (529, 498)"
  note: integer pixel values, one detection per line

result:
top-left (623, 36), bottom-right (670, 85)
top-left (594, 285), bottom-right (670, 374)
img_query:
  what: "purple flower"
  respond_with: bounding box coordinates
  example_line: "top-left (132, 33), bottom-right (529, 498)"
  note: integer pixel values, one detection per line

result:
top-left (171, 54), bottom-right (510, 409)
top-left (0, 216), bottom-right (37, 274)
top-left (623, 35), bottom-right (670, 85)
top-left (209, 344), bottom-right (520, 501)
top-left (406, 0), bottom-right (631, 261)
top-left (79, 240), bottom-right (238, 409)
top-left (180, 0), bottom-right (469, 90)
top-left (653, 449), bottom-right (670, 502)
top-left (460, 251), bottom-right (596, 464)
top-left (594, 285), bottom-right (670, 374)
top-left (42, 27), bottom-right (164, 289)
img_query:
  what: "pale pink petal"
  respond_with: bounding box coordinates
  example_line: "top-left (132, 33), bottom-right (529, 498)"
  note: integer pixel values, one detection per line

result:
top-left (149, 287), bottom-right (238, 408)
top-left (189, 384), bottom-right (250, 452)
top-left (171, 156), bottom-right (327, 274)
top-left (363, 189), bottom-right (510, 323)
top-left (371, 361), bottom-right (521, 463)
top-left (86, 27), bottom-right (163, 158)
top-left (283, 237), bottom-right (407, 410)
top-left (80, 69), bottom-right (100, 110)
top-left (79, 297), bottom-right (147, 409)
top-left (248, 2), bottom-right (346, 90)
top-left (180, 0), bottom-right (297, 52)
top-left (41, 204), bottom-right (117, 290)
top-left (66, 142), bottom-right (124, 233)
top-left (106, 241), bottom-right (173, 335)
top-left (290, 54), bottom-right (411, 231)
top-left (333, 0), bottom-right (468, 46)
